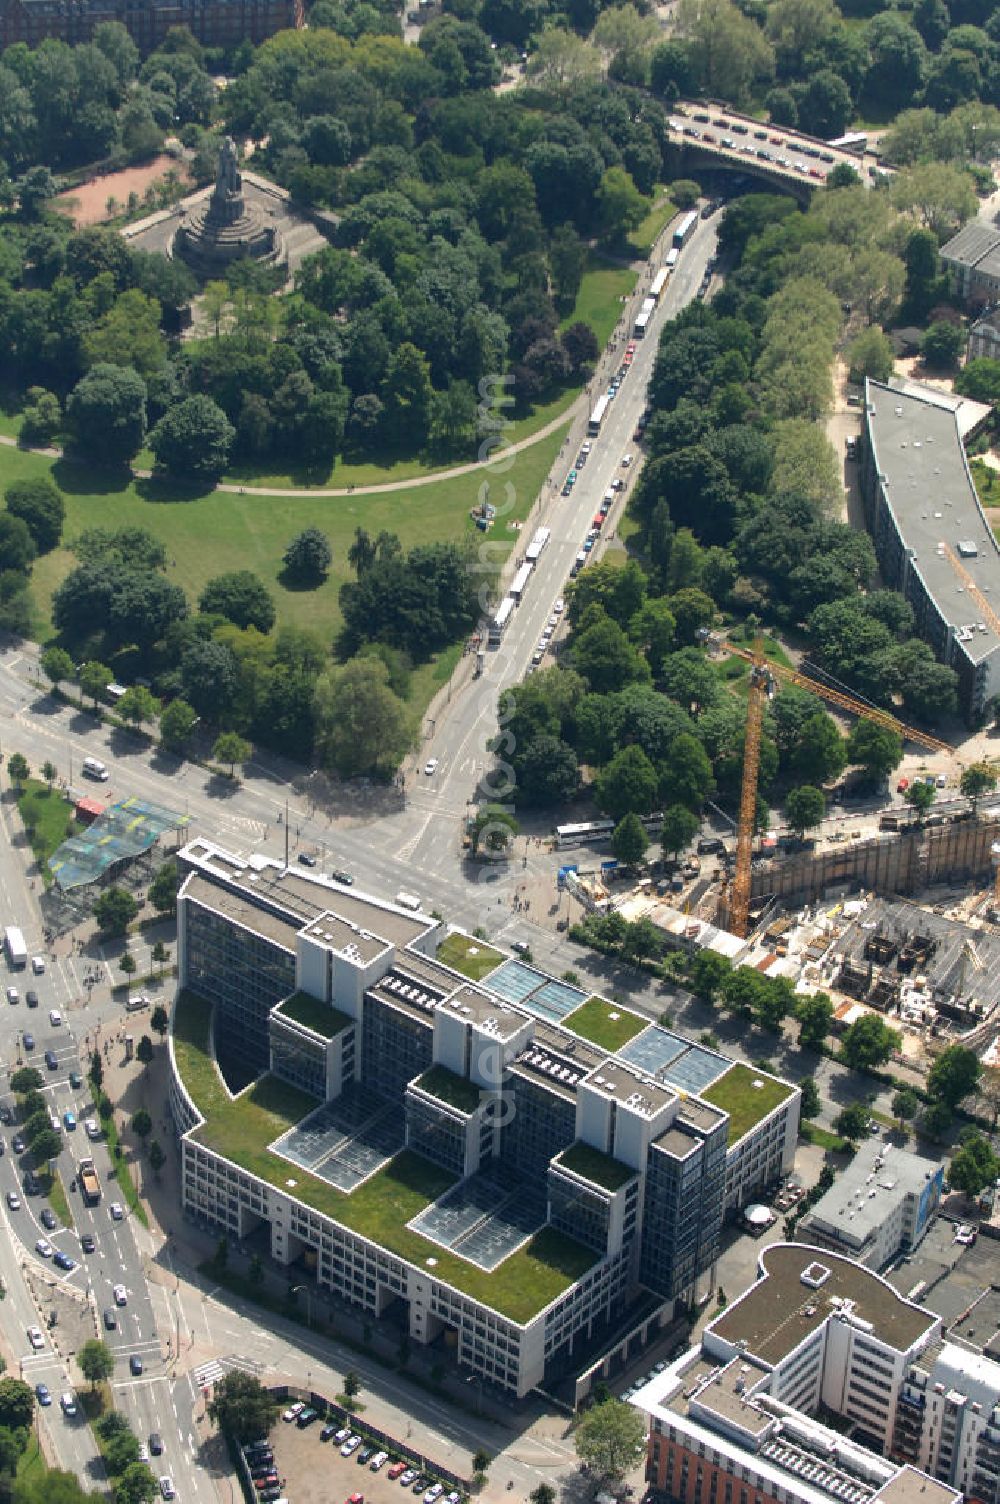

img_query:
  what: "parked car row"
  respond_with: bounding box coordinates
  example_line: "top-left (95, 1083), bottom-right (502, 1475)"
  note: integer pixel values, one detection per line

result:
top-left (282, 1401), bottom-right (465, 1504)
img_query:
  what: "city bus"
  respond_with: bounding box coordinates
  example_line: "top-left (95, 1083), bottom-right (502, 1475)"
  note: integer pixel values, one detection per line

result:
top-left (587, 394), bottom-right (612, 436)
top-left (510, 561), bottom-right (533, 604)
top-left (556, 814), bottom-right (665, 849)
top-left (633, 307), bottom-right (652, 340)
top-left (672, 210), bottom-right (697, 250)
top-left (664, 247), bottom-right (680, 273)
top-left (649, 268), bottom-right (669, 302)
top-left (488, 596), bottom-right (515, 646)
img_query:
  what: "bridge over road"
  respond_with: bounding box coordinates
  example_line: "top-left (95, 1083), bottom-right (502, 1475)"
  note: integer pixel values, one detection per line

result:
top-left (667, 101), bottom-right (890, 199)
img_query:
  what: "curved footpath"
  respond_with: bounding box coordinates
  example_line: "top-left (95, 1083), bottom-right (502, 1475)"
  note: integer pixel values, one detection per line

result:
top-left (0, 392), bottom-right (584, 498)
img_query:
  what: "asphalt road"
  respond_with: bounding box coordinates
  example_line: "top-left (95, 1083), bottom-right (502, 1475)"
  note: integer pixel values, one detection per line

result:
top-left (0, 784), bottom-right (213, 1500)
top-left (401, 210), bottom-right (720, 878)
top-left (0, 199), bottom-right (723, 1496)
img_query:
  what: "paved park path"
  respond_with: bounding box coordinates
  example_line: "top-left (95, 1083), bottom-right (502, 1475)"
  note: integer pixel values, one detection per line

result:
top-left (0, 394), bottom-right (584, 499)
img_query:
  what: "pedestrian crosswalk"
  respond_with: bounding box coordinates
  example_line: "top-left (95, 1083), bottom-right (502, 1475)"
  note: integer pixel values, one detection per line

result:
top-left (192, 1354), bottom-right (266, 1390)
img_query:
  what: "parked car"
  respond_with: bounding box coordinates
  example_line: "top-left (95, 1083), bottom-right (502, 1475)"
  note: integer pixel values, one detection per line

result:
top-left (54, 1250), bottom-right (76, 1271)
top-left (35, 1238), bottom-right (53, 1258)
top-left (296, 1408), bottom-right (319, 1428)
top-left (282, 1403), bottom-right (304, 1423)
top-left (40, 1207), bottom-right (56, 1230)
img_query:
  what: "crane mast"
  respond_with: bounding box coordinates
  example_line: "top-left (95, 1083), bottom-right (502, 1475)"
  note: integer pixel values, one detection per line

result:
top-left (721, 640), bottom-right (951, 938)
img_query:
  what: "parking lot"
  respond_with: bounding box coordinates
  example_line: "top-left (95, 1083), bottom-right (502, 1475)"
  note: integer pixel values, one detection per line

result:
top-left (263, 1409), bottom-right (466, 1504)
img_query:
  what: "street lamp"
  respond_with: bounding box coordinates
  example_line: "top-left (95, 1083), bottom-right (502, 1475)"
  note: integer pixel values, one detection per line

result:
top-left (290, 1284), bottom-right (312, 1328)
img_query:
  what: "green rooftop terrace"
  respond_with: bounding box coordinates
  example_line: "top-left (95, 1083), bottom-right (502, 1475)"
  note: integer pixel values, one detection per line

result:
top-left (276, 992), bottom-right (353, 1040)
top-left (174, 991), bottom-right (596, 1323)
top-left (436, 931), bottom-right (504, 982)
top-left (557, 1142), bottom-right (637, 1192)
top-left (563, 996), bottom-right (649, 1052)
top-left (702, 1063), bottom-right (795, 1147)
top-left (414, 1064), bottom-right (482, 1114)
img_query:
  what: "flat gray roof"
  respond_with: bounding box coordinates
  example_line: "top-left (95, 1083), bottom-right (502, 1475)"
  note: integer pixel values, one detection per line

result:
top-left (800, 1143), bottom-right (940, 1249)
top-left (941, 219), bottom-right (1000, 275)
top-left (711, 1243), bottom-right (938, 1364)
top-left (865, 379), bottom-right (1000, 665)
top-left (583, 1059), bottom-right (675, 1115)
top-left (182, 872), bottom-right (299, 951)
top-left (438, 985), bottom-right (527, 1040)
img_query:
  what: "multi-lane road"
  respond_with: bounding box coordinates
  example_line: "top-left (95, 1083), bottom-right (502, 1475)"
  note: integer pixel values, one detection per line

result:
top-left (0, 816), bottom-right (215, 1502)
top-left (0, 200), bottom-right (721, 1492)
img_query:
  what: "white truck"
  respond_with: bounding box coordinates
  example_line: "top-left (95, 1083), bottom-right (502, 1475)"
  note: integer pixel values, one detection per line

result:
top-left (4, 927), bottom-right (27, 969)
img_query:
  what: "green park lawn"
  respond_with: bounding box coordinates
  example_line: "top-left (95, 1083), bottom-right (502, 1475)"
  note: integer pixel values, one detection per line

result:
top-left (15, 779), bottom-right (81, 882)
top-left (560, 254), bottom-right (638, 350)
top-left (8, 423), bottom-right (568, 665)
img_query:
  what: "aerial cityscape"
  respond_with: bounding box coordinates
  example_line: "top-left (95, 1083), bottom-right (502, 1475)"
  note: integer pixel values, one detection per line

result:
top-left (3, 2), bottom-right (1000, 1504)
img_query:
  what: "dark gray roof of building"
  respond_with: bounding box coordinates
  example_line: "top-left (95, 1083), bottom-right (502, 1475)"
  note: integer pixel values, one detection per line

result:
top-left (941, 219), bottom-right (1000, 275)
top-left (711, 1242), bottom-right (939, 1364)
top-left (865, 379), bottom-right (1000, 665)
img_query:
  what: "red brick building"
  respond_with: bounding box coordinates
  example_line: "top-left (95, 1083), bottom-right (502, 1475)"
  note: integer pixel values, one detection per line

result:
top-left (1, 0), bottom-right (298, 53)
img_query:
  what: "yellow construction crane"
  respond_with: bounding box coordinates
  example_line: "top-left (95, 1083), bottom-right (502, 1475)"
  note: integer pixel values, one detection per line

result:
top-left (721, 640), bottom-right (952, 939)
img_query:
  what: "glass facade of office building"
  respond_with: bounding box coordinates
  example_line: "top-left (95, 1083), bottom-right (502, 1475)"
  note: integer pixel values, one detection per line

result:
top-left (361, 997), bottom-right (433, 1101)
top-left (184, 901), bottom-right (296, 1082)
top-left (270, 1017), bottom-right (328, 1100)
top-left (548, 1165), bottom-right (616, 1255)
top-left (405, 1091), bottom-right (469, 1176)
top-left (500, 1076), bottom-right (575, 1182)
top-left (640, 1120), bottom-right (726, 1300)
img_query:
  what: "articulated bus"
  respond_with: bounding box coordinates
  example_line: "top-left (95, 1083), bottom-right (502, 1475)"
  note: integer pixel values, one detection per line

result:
top-left (672, 210), bottom-right (697, 250)
top-left (488, 595), bottom-right (515, 646)
top-left (556, 813), bottom-right (665, 849)
top-left (510, 561), bottom-right (533, 604)
top-left (649, 267), bottom-right (669, 302)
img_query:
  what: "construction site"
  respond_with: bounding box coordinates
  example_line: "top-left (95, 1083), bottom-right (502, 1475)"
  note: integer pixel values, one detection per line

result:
top-left (562, 620), bottom-right (1000, 1079)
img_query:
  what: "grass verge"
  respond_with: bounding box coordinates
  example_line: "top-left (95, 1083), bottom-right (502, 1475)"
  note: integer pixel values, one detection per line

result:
top-left (99, 1108), bottom-right (149, 1229)
top-left (39, 1167), bottom-right (73, 1229)
top-left (799, 1122), bottom-right (852, 1154)
top-left (15, 780), bottom-right (81, 884)
top-left (628, 192), bottom-right (677, 258)
top-left (15, 1432), bottom-right (45, 1483)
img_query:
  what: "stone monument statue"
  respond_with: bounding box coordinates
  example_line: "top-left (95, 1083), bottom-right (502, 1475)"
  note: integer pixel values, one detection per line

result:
top-left (172, 136), bottom-right (285, 280)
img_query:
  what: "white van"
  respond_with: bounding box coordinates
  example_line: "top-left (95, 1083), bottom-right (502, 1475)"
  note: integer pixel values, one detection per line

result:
top-left (125, 994), bottom-right (150, 1012)
top-left (395, 891), bottom-right (421, 912)
top-left (82, 757), bottom-right (109, 781)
